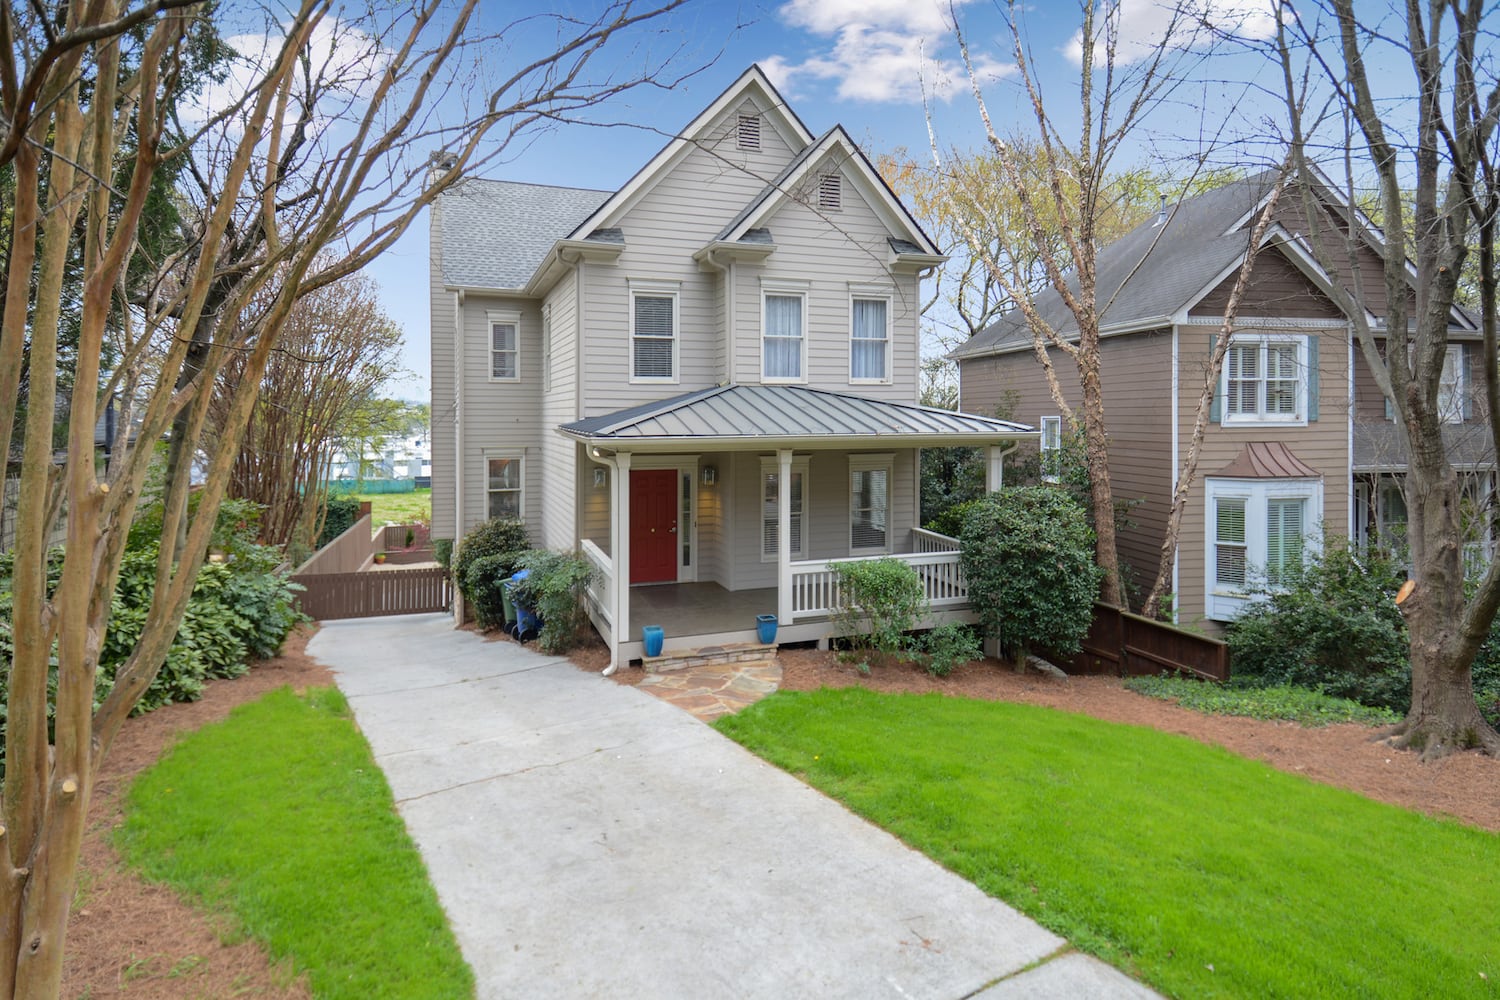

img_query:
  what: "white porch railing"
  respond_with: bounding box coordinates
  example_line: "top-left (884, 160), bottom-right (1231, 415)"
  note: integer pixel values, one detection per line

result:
top-left (912, 527), bottom-right (962, 553)
top-left (788, 546), bottom-right (968, 621)
top-left (581, 538), bottom-right (613, 628)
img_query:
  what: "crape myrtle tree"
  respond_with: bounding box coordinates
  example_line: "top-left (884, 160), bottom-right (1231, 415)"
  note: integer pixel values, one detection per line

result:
top-left (943, 0), bottom-right (1277, 606)
top-left (0, 0), bottom-right (696, 991)
top-left (1273, 0), bottom-right (1500, 757)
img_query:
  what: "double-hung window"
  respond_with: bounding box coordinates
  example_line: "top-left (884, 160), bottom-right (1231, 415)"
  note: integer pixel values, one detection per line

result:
top-left (1206, 477), bottom-right (1321, 619)
top-left (1438, 344), bottom-right (1466, 423)
top-left (1224, 334), bottom-right (1305, 423)
top-left (850, 454), bottom-right (892, 554)
top-left (630, 283), bottom-right (678, 382)
top-left (850, 296), bottom-right (889, 382)
top-left (763, 287), bottom-right (806, 381)
top-left (489, 311), bottom-right (520, 381)
top-left (760, 457), bottom-right (808, 560)
top-left (1039, 415), bottom-right (1062, 483)
top-left (487, 456), bottom-right (524, 519)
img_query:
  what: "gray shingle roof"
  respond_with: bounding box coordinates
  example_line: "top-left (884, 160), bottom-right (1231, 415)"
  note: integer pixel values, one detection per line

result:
top-left (951, 172), bottom-right (1277, 359)
top-left (559, 384), bottom-right (1033, 444)
top-left (438, 178), bottom-right (612, 290)
top-left (1355, 422), bottom-right (1497, 471)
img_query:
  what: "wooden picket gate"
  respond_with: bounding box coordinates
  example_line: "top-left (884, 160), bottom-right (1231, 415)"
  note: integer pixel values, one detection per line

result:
top-left (292, 566), bottom-right (451, 620)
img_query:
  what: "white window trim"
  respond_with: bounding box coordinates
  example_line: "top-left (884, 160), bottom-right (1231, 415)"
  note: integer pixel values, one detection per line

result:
top-left (848, 291), bottom-right (893, 384)
top-left (849, 453), bottom-right (894, 556)
top-left (484, 453), bottom-right (525, 521)
top-left (760, 456), bottom-right (809, 562)
top-left (1204, 476), bottom-right (1322, 621)
top-left (629, 280), bottom-right (680, 385)
top-left (1220, 333), bottom-right (1308, 427)
top-left (1039, 415), bottom-right (1063, 484)
top-left (1438, 343), bottom-right (1465, 424)
top-left (761, 282), bottom-right (809, 384)
top-left (487, 310), bottom-right (521, 383)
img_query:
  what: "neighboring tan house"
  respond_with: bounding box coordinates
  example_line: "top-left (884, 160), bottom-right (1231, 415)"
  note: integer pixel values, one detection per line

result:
top-left (952, 169), bottom-right (1489, 629)
top-left (430, 66), bottom-right (1033, 666)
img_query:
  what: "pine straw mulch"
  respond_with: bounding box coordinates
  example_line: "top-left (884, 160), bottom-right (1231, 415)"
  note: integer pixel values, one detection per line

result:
top-left (60, 626), bottom-right (1500, 999)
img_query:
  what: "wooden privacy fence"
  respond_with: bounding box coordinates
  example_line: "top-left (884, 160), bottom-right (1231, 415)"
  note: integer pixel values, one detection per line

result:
top-left (292, 566), bottom-right (452, 621)
top-left (1058, 602), bottom-right (1230, 681)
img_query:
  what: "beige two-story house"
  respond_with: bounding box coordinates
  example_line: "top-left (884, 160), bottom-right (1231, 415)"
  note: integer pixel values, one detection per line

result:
top-left (953, 170), bottom-right (1489, 629)
top-left (431, 66), bottom-right (1033, 666)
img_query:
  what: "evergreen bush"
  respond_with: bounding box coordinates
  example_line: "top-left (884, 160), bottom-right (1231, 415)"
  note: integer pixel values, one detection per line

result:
top-left (463, 551), bottom-right (526, 630)
top-left (511, 550), bottom-right (593, 653)
top-left (452, 518), bottom-right (528, 606)
top-left (830, 558), bottom-right (926, 663)
top-left (960, 486), bottom-right (1102, 665)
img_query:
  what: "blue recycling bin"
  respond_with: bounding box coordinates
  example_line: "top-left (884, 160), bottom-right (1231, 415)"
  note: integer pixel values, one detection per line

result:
top-left (508, 569), bottom-right (540, 642)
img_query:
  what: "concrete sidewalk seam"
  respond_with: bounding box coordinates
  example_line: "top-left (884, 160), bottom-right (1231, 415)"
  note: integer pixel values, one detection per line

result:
top-left (392, 742), bottom-right (634, 805)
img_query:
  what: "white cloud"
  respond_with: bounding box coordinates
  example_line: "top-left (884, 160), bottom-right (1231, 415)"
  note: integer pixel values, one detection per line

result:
top-left (765, 0), bottom-right (1010, 105)
top-left (1063, 0), bottom-right (1278, 65)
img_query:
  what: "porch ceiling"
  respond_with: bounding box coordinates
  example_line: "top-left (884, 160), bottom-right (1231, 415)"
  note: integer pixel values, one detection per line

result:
top-left (558, 383), bottom-right (1035, 451)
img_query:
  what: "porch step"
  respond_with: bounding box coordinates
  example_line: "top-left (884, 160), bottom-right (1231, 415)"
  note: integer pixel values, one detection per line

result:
top-left (643, 641), bottom-right (778, 673)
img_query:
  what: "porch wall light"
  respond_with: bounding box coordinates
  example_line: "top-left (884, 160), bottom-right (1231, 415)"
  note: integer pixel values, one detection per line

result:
top-left (594, 468), bottom-right (607, 488)
top-left (701, 465), bottom-right (717, 486)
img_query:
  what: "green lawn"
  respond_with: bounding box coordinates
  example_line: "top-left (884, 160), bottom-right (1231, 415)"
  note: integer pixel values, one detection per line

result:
top-left (118, 686), bottom-right (474, 999)
top-left (355, 488), bottom-right (431, 527)
top-left (716, 688), bottom-right (1499, 1000)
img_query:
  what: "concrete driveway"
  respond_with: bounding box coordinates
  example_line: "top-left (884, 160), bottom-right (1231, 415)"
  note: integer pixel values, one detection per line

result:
top-left (308, 614), bottom-right (1158, 999)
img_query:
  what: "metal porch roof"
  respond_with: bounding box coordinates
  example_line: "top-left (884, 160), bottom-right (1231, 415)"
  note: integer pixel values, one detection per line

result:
top-left (559, 384), bottom-right (1034, 448)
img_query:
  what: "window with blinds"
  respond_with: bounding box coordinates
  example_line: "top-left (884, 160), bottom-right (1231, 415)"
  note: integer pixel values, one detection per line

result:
top-left (851, 464), bottom-right (889, 553)
top-left (1214, 497), bottom-right (1247, 589)
top-left (490, 320), bottom-right (518, 380)
top-left (760, 464), bottom-right (806, 559)
top-left (1225, 335), bottom-right (1305, 421)
top-left (1266, 498), bottom-right (1304, 585)
top-left (632, 293), bottom-right (676, 380)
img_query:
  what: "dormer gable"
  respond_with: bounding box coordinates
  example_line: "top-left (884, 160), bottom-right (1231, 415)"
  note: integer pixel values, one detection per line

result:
top-left (566, 65), bottom-right (815, 239)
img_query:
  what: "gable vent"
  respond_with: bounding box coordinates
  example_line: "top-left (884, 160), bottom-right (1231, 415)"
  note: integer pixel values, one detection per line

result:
top-left (818, 173), bottom-right (841, 211)
top-left (737, 114), bottom-right (761, 150)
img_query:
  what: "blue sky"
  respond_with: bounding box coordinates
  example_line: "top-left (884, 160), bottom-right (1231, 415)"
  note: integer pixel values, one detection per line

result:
top-left (365, 0), bottom-right (1289, 399)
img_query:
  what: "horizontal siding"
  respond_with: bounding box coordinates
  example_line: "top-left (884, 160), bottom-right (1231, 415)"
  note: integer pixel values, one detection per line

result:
top-left (733, 154), bottom-right (921, 402)
top-left (958, 331), bottom-right (1174, 604)
top-left (1176, 327), bottom-right (1351, 629)
top-left (456, 293), bottom-right (545, 546)
top-left (539, 273), bottom-right (578, 550)
top-left (581, 97), bottom-right (799, 414)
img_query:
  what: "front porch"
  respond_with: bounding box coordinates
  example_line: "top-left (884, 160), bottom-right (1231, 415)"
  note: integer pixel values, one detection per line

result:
top-left (562, 383), bottom-right (1032, 668)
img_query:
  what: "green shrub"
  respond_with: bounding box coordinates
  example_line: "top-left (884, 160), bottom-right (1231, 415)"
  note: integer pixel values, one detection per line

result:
top-left (432, 538), bottom-right (454, 570)
top-left (924, 498), bottom-right (983, 540)
top-left (917, 622), bottom-right (983, 677)
top-left (464, 551), bottom-right (526, 630)
top-left (318, 495), bottom-right (362, 547)
top-left (0, 502), bottom-right (305, 770)
top-left (511, 549), bottom-right (593, 653)
top-left (453, 518), bottom-right (528, 608)
top-left (960, 486), bottom-right (1101, 665)
top-left (830, 558), bottom-right (926, 662)
top-left (1227, 544), bottom-right (1412, 712)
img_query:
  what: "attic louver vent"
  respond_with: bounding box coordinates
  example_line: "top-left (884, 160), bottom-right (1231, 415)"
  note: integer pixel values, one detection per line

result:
top-left (818, 173), bottom-right (841, 211)
top-left (737, 114), bottom-right (761, 150)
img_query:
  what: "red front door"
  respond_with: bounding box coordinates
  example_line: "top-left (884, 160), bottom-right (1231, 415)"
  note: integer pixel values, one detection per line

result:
top-left (630, 469), bottom-right (678, 584)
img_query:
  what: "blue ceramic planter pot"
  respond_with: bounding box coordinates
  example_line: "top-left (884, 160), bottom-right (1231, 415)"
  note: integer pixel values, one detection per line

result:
top-left (642, 625), bottom-right (665, 657)
top-left (755, 614), bottom-right (778, 644)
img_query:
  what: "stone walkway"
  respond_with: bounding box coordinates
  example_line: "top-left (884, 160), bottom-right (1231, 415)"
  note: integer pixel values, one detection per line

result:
top-left (635, 659), bottom-right (782, 720)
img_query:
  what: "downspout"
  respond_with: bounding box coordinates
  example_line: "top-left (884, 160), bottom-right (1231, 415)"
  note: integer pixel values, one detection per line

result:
top-left (452, 288), bottom-right (466, 624)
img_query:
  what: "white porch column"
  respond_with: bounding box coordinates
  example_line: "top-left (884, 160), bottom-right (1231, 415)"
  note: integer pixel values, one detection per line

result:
top-left (777, 448), bottom-right (793, 626)
top-left (986, 444), bottom-right (1005, 492)
top-left (611, 451), bottom-right (632, 668)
